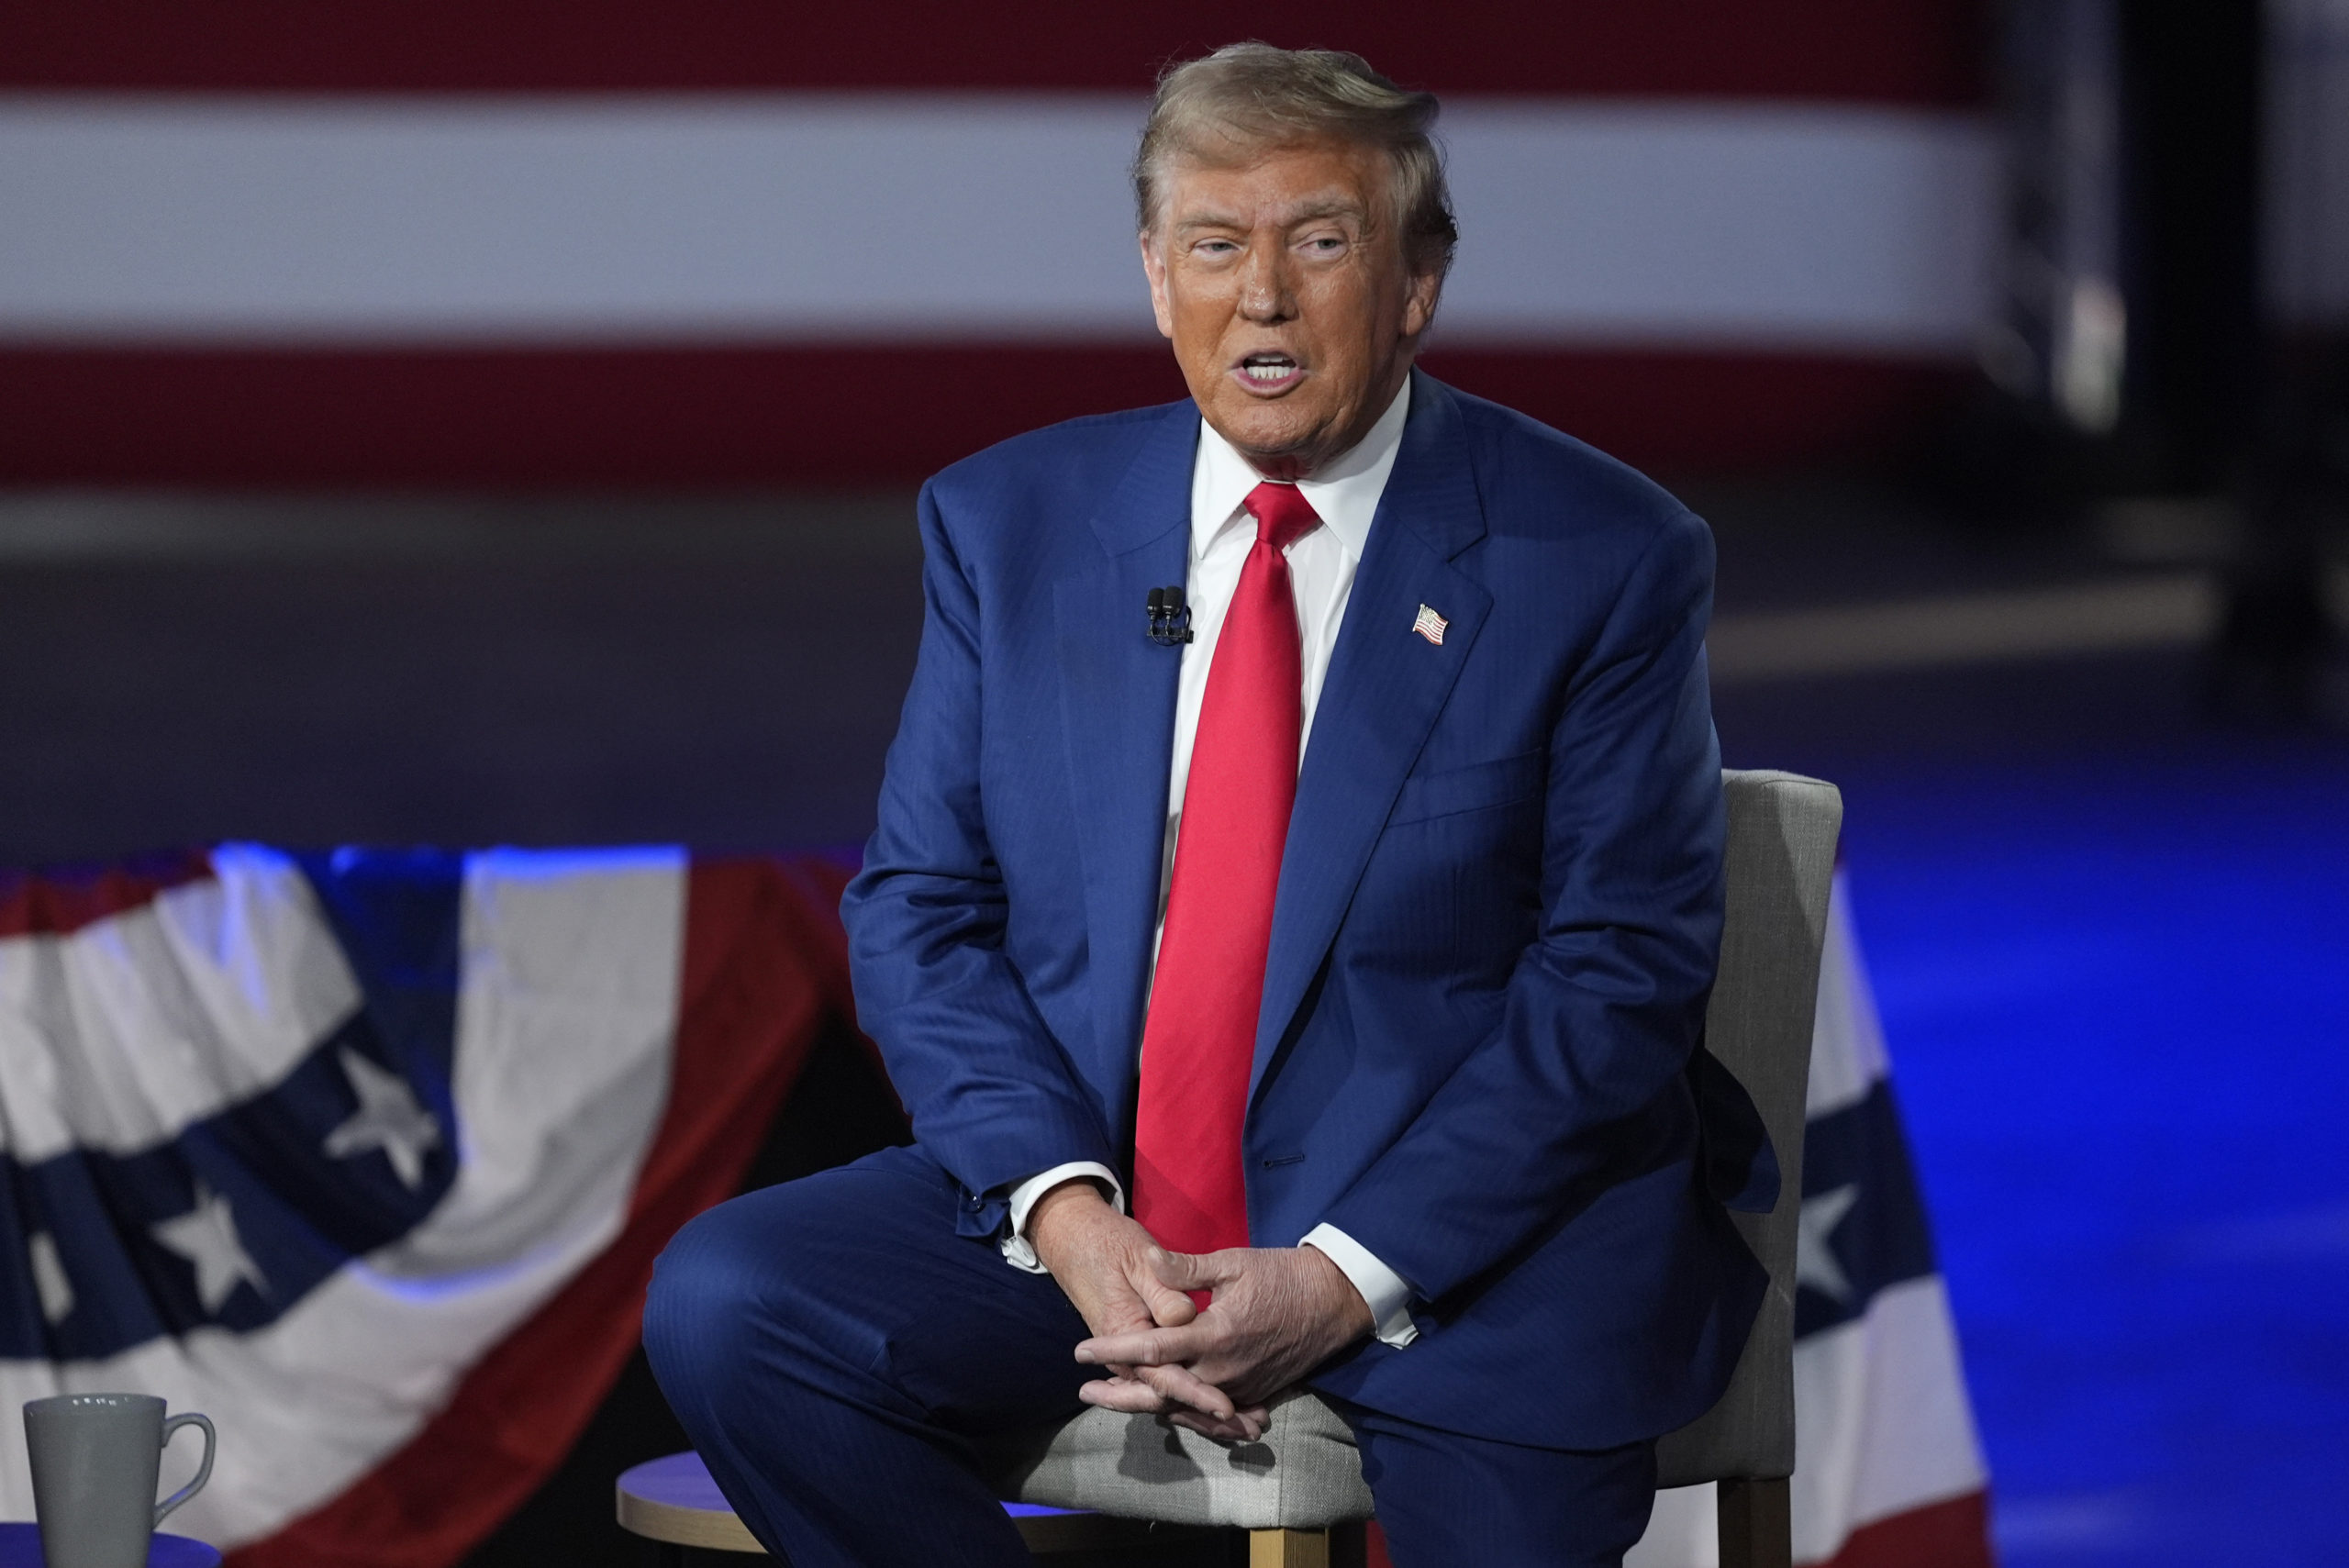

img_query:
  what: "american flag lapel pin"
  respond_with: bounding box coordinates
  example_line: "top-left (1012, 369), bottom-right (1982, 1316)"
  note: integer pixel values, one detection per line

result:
top-left (1412, 604), bottom-right (1448, 646)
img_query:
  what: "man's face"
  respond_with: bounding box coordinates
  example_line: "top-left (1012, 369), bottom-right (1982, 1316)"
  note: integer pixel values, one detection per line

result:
top-left (1142, 139), bottom-right (1441, 480)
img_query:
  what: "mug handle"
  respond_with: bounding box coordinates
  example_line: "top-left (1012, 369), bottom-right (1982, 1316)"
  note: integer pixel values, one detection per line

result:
top-left (153, 1412), bottom-right (216, 1529)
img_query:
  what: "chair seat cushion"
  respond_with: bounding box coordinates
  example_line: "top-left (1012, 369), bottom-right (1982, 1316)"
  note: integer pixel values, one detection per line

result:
top-left (985, 1391), bottom-right (1375, 1530)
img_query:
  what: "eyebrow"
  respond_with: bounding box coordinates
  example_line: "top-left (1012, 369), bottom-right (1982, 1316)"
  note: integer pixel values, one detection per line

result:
top-left (1172, 197), bottom-right (1369, 236)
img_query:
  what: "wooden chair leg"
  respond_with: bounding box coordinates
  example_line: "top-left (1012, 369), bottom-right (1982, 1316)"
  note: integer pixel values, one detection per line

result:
top-left (1249, 1529), bottom-right (1323, 1568)
top-left (1716, 1477), bottom-right (1792, 1568)
top-left (1246, 1524), bottom-right (1367, 1568)
top-left (1250, 1526), bottom-right (1365, 1568)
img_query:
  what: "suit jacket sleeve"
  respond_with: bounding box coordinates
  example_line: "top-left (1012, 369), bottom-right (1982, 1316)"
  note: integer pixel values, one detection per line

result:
top-left (1317, 506), bottom-right (1727, 1303)
top-left (839, 482), bottom-right (1121, 1238)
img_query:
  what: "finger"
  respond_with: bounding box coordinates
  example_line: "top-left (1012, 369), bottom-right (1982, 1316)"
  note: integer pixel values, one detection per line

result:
top-left (1167, 1407), bottom-right (1264, 1443)
top-left (1077, 1376), bottom-right (1167, 1415)
top-left (1137, 1269), bottom-right (1197, 1329)
top-left (1147, 1248), bottom-right (1243, 1294)
top-left (1138, 1362), bottom-right (1236, 1421)
top-left (1145, 1249), bottom-right (1208, 1293)
top-left (1167, 1396), bottom-right (1265, 1442)
top-left (1095, 1300), bottom-right (1163, 1341)
top-left (1074, 1325), bottom-right (1209, 1368)
top-left (1090, 1276), bottom-right (1167, 1340)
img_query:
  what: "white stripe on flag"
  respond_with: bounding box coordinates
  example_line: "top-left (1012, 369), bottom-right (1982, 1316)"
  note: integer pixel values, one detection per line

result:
top-left (1805, 877), bottom-right (1891, 1119)
top-left (0, 846), bottom-right (359, 1161)
top-left (0, 847), bottom-right (686, 1548)
top-left (1788, 1274), bottom-right (1989, 1559)
top-left (0, 95), bottom-right (1994, 352)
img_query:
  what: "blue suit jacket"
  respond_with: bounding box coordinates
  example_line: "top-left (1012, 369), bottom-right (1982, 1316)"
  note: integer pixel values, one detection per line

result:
top-left (841, 372), bottom-right (1770, 1449)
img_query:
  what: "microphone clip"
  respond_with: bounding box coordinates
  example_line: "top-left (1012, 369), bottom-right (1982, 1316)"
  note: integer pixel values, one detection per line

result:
top-left (1145, 585), bottom-right (1195, 646)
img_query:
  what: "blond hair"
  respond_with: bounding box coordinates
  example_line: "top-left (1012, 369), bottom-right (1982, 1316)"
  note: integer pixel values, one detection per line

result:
top-left (1133, 42), bottom-right (1458, 278)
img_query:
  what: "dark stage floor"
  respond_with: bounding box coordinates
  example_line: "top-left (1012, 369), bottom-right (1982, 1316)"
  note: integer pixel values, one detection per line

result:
top-left (3, 478), bottom-right (2343, 1566)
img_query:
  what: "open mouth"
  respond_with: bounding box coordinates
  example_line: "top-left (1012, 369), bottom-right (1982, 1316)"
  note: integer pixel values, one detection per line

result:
top-left (1233, 353), bottom-right (1303, 392)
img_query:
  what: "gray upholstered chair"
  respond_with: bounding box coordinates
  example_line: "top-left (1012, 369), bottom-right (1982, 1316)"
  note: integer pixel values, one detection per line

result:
top-left (617, 770), bottom-right (1842, 1567)
top-left (985, 769), bottom-right (1843, 1568)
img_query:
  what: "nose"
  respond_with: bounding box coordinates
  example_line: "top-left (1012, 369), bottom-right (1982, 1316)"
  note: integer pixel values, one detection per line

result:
top-left (1237, 240), bottom-right (1297, 324)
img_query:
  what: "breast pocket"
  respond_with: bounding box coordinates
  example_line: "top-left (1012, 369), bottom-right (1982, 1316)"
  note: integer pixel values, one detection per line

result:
top-left (1386, 751), bottom-right (1546, 827)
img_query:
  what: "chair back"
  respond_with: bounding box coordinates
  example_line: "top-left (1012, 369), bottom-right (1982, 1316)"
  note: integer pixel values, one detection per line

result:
top-left (1654, 769), bottom-right (1842, 1486)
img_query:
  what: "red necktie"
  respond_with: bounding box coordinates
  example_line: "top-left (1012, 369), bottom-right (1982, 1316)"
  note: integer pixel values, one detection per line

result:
top-left (1132, 482), bottom-right (1321, 1260)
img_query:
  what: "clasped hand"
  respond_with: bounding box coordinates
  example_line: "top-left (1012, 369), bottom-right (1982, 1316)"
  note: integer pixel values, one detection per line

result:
top-left (1025, 1181), bottom-right (1373, 1442)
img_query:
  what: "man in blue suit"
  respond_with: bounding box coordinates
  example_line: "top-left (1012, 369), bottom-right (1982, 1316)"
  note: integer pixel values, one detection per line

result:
top-left (646, 42), bottom-right (1767, 1568)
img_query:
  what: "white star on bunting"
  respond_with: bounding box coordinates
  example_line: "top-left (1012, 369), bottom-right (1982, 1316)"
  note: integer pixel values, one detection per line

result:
top-left (151, 1182), bottom-right (268, 1314)
top-left (1796, 1184), bottom-right (1861, 1304)
top-left (323, 1048), bottom-right (441, 1190)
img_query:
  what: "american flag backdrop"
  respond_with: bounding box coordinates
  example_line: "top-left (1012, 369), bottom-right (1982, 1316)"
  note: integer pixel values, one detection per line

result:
top-left (0, 848), bottom-right (858, 1568)
top-left (0, 0), bottom-right (1996, 485)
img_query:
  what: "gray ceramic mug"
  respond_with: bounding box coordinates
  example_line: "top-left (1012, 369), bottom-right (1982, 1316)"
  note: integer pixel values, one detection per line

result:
top-left (24, 1394), bottom-right (216, 1568)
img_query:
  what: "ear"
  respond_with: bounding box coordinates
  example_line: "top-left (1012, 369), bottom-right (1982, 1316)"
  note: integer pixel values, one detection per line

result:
top-left (1400, 262), bottom-right (1442, 339)
top-left (1141, 232), bottom-right (1176, 340)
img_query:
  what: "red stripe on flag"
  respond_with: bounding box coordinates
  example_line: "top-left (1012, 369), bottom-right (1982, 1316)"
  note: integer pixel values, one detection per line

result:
top-left (0, 1), bottom-right (1987, 103)
top-left (0, 345), bottom-right (1965, 489)
top-left (0, 851), bottom-right (215, 939)
top-left (1812, 1489), bottom-right (1998, 1568)
top-left (225, 855), bottom-right (862, 1568)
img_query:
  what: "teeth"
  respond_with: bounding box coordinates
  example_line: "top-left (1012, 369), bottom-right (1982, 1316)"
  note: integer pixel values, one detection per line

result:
top-left (1243, 362), bottom-right (1294, 382)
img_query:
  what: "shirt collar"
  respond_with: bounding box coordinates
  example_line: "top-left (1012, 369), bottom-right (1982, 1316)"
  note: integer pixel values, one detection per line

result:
top-left (1191, 374), bottom-right (1412, 562)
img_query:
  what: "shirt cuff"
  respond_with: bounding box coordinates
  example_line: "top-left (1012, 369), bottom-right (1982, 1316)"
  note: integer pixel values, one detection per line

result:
top-left (997, 1162), bottom-right (1126, 1274)
top-left (1300, 1223), bottom-right (1419, 1347)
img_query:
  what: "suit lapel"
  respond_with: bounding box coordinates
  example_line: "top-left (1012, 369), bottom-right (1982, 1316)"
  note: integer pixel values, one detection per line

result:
top-left (1252, 374), bottom-right (1493, 1095)
top-left (1056, 406), bottom-right (1197, 1101)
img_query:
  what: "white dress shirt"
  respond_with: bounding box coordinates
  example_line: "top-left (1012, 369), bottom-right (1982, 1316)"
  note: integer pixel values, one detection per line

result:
top-left (1000, 378), bottom-right (1420, 1350)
